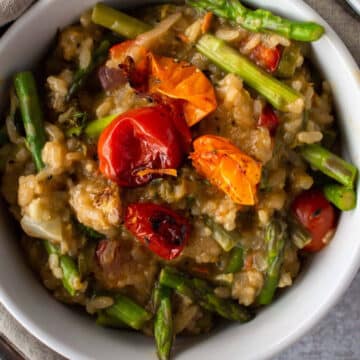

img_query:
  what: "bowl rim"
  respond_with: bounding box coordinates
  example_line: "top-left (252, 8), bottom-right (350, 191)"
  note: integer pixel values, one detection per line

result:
top-left (0, 1), bottom-right (359, 359)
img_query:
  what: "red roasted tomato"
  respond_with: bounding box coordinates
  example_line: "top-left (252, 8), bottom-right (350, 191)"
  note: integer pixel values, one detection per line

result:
top-left (125, 203), bottom-right (191, 260)
top-left (292, 189), bottom-right (337, 252)
top-left (98, 105), bottom-right (191, 187)
top-left (258, 104), bottom-right (279, 136)
top-left (250, 44), bottom-right (281, 73)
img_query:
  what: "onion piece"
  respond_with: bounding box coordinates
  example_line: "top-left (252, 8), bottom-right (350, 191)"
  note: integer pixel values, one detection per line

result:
top-left (20, 215), bottom-right (63, 243)
top-left (135, 12), bottom-right (181, 49)
top-left (126, 12), bottom-right (182, 62)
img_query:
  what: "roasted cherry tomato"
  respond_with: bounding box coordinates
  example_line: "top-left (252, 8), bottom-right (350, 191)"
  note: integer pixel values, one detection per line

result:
top-left (258, 104), bottom-right (279, 136)
top-left (109, 41), bottom-right (217, 126)
top-left (190, 135), bottom-right (262, 206)
top-left (250, 44), bottom-right (281, 73)
top-left (292, 189), bottom-right (337, 252)
top-left (98, 105), bottom-right (191, 187)
top-left (125, 203), bottom-right (191, 260)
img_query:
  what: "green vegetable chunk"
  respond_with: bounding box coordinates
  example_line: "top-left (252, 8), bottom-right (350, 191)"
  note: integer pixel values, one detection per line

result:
top-left (224, 246), bottom-right (244, 273)
top-left (276, 43), bottom-right (302, 78)
top-left (14, 71), bottom-right (83, 297)
top-left (154, 286), bottom-right (174, 360)
top-left (92, 3), bottom-right (151, 38)
top-left (257, 219), bottom-right (287, 305)
top-left (196, 34), bottom-right (304, 113)
top-left (44, 241), bottom-right (82, 296)
top-left (204, 217), bottom-right (240, 251)
top-left (105, 294), bottom-right (152, 330)
top-left (187, 0), bottom-right (324, 41)
top-left (323, 184), bottom-right (356, 211)
top-left (300, 144), bottom-right (358, 188)
top-left (289, 218), bottom-right (312, 249)
top-left (85, 113), bottom-right (119, 137)
top-left (159, 267), bottom-right (253, 322)
top-left (96, 312), bottom-right (128, 328)
top-left (14, 71), bottom-right (46, 171)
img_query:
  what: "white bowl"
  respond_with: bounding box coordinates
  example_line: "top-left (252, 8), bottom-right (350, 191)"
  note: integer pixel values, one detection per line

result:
top-left (0, 1), bottom-right (359, 359)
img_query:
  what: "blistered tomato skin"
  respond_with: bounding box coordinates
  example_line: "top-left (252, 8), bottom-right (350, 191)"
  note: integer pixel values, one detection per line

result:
top-left (98, 105), bottom-right (191, 187)
top-left (292, 189), bottom-right (337, 252)
top-left (125, 203), bottom-right (191, 260)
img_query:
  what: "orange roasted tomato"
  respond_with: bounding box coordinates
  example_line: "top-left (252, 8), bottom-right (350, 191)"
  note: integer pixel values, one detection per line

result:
top-left (190, 135), bottom-right (262, 206)
top-left (109, 41), bottom-right (217, 126)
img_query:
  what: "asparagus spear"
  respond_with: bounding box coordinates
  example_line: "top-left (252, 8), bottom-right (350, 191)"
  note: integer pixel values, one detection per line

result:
top-left (67, 113), bottom-right (118, 138)
top-left (204, 217), bottom-right (239, 251)
top-left (257, 219), bottom-right (287, 305)
top-left (13, 71), bottom-right (46, 171)
top-left (66, 39), bottom-right (112, 101)
top-left (187, 0), bottom-right (324, 41)
top-left (96, 312), bottom-right (128, 328)
top-left (196, 34), bottom-right (304, 113)
top-left (154, 285), bottom-right (174, 360)
top-left (300, 144), bottom-right (357, 188)
top-left (323, 184), bottom-right (356, 211)
top-left (14, 71), bottom-right (84, 296)
top-left (44, 241), bottom-right (82, 296)
top-left (159, 267), bottom-right (253, 322)
top-left (105, 294), bottom-right (152, 330)
top-left (288, 217), bottom-right (312, 249)
top-left (92, 3), bottom-right (151, 38)
top-left (224, 246), bottom-right (244, 273)
top-left (85, 113), bottom-right (118, 137)
top-left (276, 43), bottom-right (302, 78)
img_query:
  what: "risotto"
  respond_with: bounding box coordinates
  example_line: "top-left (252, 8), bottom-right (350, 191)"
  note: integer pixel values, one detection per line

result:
top-left (0, 1), bottom-right (358, 359)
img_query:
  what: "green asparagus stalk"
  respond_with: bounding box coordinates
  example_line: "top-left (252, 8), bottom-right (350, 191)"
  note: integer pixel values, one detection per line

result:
top-left (257, 219), bottom-right (287, 305)
top-left (44, 241), bottom-right (82, 296)
top-left (85, 113), bottom-right (118, 137)
top-left (67, 113), bottom-right (118, 138)
top-left (276, 43), bottom-right (302, 78)
top-left (187, 0), bottom-right (324, 41)
top-left (92, 3), bottom-right (151, 38)
top-left (14, 71), bottom-right (84, 296)
top-left (154, 285), bottom-right (174, 360)
top-left (66, 39), bottom-right (112, 101)
top-left (323, 184), bottom-right (356, 211)
top-left (196, 34), bottom-right (304, 113)
top-left (224, 246), bottom-right (244, 273)
top-left (96, 312), bottom-right (128, 328)
top-left (300, 144), bottom-right (357, 188)
top-left (289, 217), bottom-right (312, 249)
top-left (204, 217), bottom-right (239, 251)
top-left (159, 267), bottom-right (253, 322)
top-left (13, 71), bottom-right (46, 171)
top-left (105, 294), bottom-right (152, 330)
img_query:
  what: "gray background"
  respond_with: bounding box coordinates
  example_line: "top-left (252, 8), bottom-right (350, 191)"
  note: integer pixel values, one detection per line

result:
top-left (0, 0), bottom-right (359, 359)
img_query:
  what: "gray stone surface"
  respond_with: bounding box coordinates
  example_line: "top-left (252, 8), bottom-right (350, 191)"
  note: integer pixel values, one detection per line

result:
top-left (0, 0), bottom-right (359, 359)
